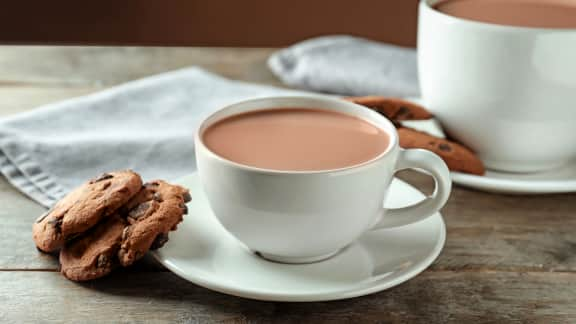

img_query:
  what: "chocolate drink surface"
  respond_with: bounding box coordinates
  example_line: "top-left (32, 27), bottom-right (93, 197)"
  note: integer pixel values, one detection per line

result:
top-left (434, 0), bottom-right (576, 28)
top-left (202, 108), bottom-right (390, 171)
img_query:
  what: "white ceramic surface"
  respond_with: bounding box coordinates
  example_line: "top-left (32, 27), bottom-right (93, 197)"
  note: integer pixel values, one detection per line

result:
top-left (405, 100), bottom-right (576, 194)
top-left (418, 0), bottom-right (576, 173)
top-left (152, 173), bottom-right (446, 302)
top-left (451, 161), bottom-right (576, 194)
top-left (194, 96), bottom-right (451, 263)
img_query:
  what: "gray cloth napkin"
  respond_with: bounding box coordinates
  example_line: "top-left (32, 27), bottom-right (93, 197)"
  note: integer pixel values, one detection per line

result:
top-left (269, 35), bottom-right (419, 97)
top-left (0, 67), bottom-right (309, 207)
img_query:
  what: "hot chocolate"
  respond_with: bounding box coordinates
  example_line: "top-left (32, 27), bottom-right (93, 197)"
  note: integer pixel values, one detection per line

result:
top-left (202, 108), bottom-right (390, 171)
top-left (434, 0), bottom-right (576, 28)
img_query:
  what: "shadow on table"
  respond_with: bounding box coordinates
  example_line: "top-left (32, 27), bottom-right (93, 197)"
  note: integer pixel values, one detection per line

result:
top-left (77, 264), bottom-right (441, 322)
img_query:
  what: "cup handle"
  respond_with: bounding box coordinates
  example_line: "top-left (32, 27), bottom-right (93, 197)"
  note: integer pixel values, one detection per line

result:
top-left (372, 148), bottom-right (452, 229)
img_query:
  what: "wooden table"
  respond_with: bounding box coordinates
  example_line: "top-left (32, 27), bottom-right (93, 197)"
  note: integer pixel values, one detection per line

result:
top-left (0, 47), bottom-right (575, 323)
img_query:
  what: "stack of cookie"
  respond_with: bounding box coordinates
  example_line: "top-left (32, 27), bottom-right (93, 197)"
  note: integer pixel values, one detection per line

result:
top-left (33, 170), bottom-right (191, 281)
top-left (346, 96), bottom-right (485, 175)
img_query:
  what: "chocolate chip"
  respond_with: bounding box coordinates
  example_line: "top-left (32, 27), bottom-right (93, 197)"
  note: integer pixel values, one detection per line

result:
top-left (153, 192), bottom-right (163, 202)
top-left (397, 106), bottom-right (409, 116)
top-left (150, 233), bottom-right (169, 250)
top-left (375, 106), bottom-right (388, 115)
top-left (179, 202), bottom-right (188, 215)
top-left (182, 191), bottom-right (192, 203)
top-left (101, 181), bottom-right (111, 190)
top-left (117, 204), bottom-right (130, 216)
top-left (97, 254), bottom-right (111, 268)
top-left (99, 207), bottom-right (109, 218)
top-left (428, 141), bottom-right (436, 145)
top-left (66, 233), bottom-right (81, 243)
top-left (91, 173), bottom-right (113, 183)
top-left (47, 218), bottom-right (62, 233)
top-left (438, 143), bottom-right (452, 152)
top-left (128, 202), bottom-right (151, 220)
top-left (117, 186), bottom-right (130, 193)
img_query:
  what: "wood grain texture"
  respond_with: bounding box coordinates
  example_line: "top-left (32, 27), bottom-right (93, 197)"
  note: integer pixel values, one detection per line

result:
top-left (398, 172), bottom-right (576, 273)
top-left (0, 175), bottom-right (49, 269)
top-left (0, 46), bottom-right (280, 87)
top-left (0, 47), bottom-right (575, 323)
top-left (0, 271), bottom-right (574, 323)
top-left (0, 86), bottom-right (98, 117)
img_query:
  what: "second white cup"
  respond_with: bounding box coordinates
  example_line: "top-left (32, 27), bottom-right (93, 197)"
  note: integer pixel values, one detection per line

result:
top-left (418, 0), bottom-right (576, 173)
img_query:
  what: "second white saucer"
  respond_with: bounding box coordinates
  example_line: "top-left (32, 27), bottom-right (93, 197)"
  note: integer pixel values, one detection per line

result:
top-left (451, 162), bottom-right (576, 194)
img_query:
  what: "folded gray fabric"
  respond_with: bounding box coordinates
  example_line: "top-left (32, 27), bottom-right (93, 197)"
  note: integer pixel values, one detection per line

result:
top-left (269, 35), bottom-right (419, 97)
top-left (0, 68), bottom-right (310, 207)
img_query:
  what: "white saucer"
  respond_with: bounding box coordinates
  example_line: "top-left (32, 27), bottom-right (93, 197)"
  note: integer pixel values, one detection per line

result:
top-left (407, 118), bottom-right (576, 193)
top-left (402, 99), bottom-right (576, 194)
top-left (152, 172), bottom-right (446, 302)
top-left (451, 162), bottom-right (576, 194)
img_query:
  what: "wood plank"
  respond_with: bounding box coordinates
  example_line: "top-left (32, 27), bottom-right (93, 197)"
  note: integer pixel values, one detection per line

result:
top-left (399, 172), bottom-right (576, 272)
top-left (0, 86), bottom-right (99, 117)
top-left (2, 46), bottom-right (575, 323)
top-left (437, 179), bottom-right (576, 272)
top-left (0, 175), bottom-right (48, 269)
top-left (0, 47), bottom-right (283, 116)
top-left (0, 47), bottom-right (282, 87)
top-left (0, 271), bottom-right (574, 323)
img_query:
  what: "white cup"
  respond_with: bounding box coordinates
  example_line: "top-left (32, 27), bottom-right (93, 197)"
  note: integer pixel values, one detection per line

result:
top-left (418, 0), bottom-right (576, 173)
top-left (195, 96), bottom-right (451, 264)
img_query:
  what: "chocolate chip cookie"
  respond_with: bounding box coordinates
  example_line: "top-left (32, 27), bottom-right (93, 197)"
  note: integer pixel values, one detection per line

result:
top-left (59, 214), bottom-right (126, 281)
top-left (33, 170), bottom-right (142, 252)
top-left (398, 127), bottom-right (485, 175)
top-left (118, 180), bottom-right (191, 266)
top-left (345, 96), bottom-right (433, 121)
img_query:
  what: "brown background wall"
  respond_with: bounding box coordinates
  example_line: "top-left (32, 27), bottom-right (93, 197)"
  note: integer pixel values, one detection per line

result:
top-left (0, 0), bottom-right (419, 47)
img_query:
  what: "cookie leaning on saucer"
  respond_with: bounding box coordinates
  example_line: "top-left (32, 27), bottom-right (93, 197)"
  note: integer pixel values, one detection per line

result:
top-left (344, 96), bottom-right (433, 121)
top-left (398, 127), bottom-right (485, 175)
top-left (118, 180), bottom-right (191, 267)
top-left (345, 96), bottom-right (485, 175)
top-left (33, 170), bottom-right (142, 253)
